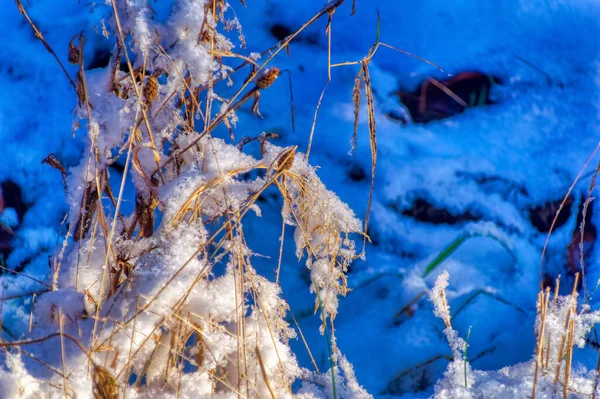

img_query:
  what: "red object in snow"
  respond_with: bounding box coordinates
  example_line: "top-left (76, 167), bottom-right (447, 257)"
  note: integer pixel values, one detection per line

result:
top-left (397, 72), bottom-right (501, 124)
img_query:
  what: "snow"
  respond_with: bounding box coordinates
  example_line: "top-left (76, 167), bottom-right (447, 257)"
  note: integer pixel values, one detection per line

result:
top-left (2, 0), bottom-right (600, 398)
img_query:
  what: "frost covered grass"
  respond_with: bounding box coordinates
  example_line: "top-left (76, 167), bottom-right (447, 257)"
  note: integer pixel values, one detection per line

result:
top-left (0, 0), bottom-right (373, 397)
top-left (429, 271), bottom-right (600, 399)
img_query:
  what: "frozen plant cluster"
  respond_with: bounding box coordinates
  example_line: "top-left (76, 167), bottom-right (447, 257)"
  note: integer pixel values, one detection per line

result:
top-left (0, 1), bottom-right (370, 398)
top-left (431, 272), bottom-right (600, 399)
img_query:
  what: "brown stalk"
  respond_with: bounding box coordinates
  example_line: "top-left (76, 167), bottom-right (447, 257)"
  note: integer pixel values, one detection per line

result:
top-left (58, 310), bottom-right (68, 399)
top-left (0, 265), bottom-right (51, 289)
top-left (564, 319), bottom-right (575, 399)
top-left (108, 1), bottom-right (162, 175)
top-left (581, 160), bottom-right (600, 299)
top-left (393, 291), bottom-right (427, 321)
top-left (116, 315), bottom-right (250, 397)
top-left (331, 41), bottom-right (447, 75)
top-left (14, 0), bottom-right (77, 91)
top-left (91, 3), bottom-right (158, 349)
top-left (305, 81), bottom-right (330, 160)
top-left (361, 61), bottom-right (376, 254)
top-left (73, 183), bottom-right (99, 242)
top-left (554, 273), bottom-right (580, 385)
top-left (532, 287), bottom-right (550, 399)
top-left (420, 78), bottom-right (468, 114)
top-left (42, 154), bottom-right (68, 187)
top-left (28, 293), bottom-right (36, 333)
top-left (246, 267), bottom-right (291, 394)
top-left (113, 164), bottom-right (288, 335)
top-left (256, 346), bottom-right (277, 399)
top-left (545, 275), bottom-right (561, 371)
top-left (351, 69), bottom-right (363, 154)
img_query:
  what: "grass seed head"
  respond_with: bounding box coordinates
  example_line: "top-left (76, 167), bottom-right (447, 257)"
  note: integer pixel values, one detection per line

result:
top-left (68, 36), bottom-right (81, 64)
top-left (144, 76), bottom-right (158, 103)
top-left (92, 365), bottom-right (119, 399)
top-left (256, 67), bottom-right (280, 89)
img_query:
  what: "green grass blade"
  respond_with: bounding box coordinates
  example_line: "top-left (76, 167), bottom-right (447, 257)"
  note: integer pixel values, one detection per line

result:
top-left (422, 233), bottom-right (470, 278)
top-left (422, 230), bottom-right (517, 278)
top-left (464, 326), bottom-right (472, 387)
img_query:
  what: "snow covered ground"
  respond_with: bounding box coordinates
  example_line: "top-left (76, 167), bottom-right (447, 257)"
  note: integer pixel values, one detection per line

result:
top-left (1, 0), bottom-right (600, 398)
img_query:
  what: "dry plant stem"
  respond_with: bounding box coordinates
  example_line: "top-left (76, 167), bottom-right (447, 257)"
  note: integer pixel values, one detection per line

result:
top-left (532, 287), bottom-right (551, 399)
top-left (331, 41), bottom-right (448, 75)
top-left (326, 11), bottom-right (333, 82)
top-left (242, 246), bottom-right (291, 393)
top-left (256, 346), bottom-right (277, 399)
top-left (28, 293), bottom-right (36, 333)
top-left (66, 34), bottom-right (97, 293)
top-left (123, 297), bottom-right (141, 399)
top-left (113, 162), bottom-right (290, 338)
top-left (91, 0), bottom-right (152, 350)
top-left (0, 289), bottom-right (49, 302)
top-left (116, 314), bottom-right (251, 397)
top-left (156, 0), bottom-right (347, 173)
top-left (554, 273), bottom-right (580, 385)
top-left (288, 306), bottom-right (320, 372)
top-left (139, 332), bottom-right (243, 395)
top-left (564, 319), bottom-right (576, 399)
top-left (305, 81), bottom-right (330, 160)
top-left (361, 61), bottom-right (376, 253)
top-left (0, 265), bottom-right (51, 288)
top-left (540, 142), bottom-right (600, 288)
top-left (15, 0), bottom-right (77, 91)
top-left (351, 69), bottom-right (363, 153)
top-left (59, 310), bottom-right (68, 399)
top-left (545, 276), bottom-right (562, 371)
top-left (423, 78), bottom-right (468, 111)
top-left (0, 289), bottom-right (4, 339)
top-left (275, 216), bottom-right (286, 285)
top-left (232, 237), bottom-right (246, 394)
top-left (90, 120), bottom-right (136, 347)
top-left (581, 160), bottom-right (600, 299)
top-left (109, 1), bottom-right (162, 174)
top-left (593, 353), bottom-right (600, 399)
top-left (19, 346), bottom-right (66, 379)
top-left (393, 291), bottom-right (427, 320)
top-left (1, 332), bottom-right (93, 362)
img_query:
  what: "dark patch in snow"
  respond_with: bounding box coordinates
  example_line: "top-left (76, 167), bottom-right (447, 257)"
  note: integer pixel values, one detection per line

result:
top-left (87, 47), bottom-right (111, 70)
top-left (397, 72), bottom-right (501, 124)
top-left (383, 358), bottom-right (441, 396)
top-left (528, 196), bottom-right (574, 233)
top-left (456, 171), bottom-right (529, 198)
top-left (0, 181), bottom-right (29, 262)
top-left (401, 198), bottom-right (481, 225)
top-left (0, 181), bottom-right (28, 223)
